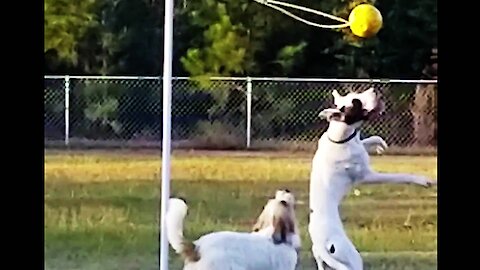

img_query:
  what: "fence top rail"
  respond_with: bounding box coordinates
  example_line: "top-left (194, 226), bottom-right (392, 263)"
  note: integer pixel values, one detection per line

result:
top-left (44, 75), bottom-right (437, 84)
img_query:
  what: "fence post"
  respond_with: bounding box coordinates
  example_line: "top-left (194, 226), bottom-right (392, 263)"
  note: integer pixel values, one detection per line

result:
top-left (64, 76), bottom-right (70, 146)
top-left (246, 77), bottom-right (252, 148)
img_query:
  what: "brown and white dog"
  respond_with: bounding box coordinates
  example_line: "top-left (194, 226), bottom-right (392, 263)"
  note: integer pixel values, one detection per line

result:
top-left (166, 192), bottom-right (300, 270)
top-left (252, 189), bottom-right (301, 252)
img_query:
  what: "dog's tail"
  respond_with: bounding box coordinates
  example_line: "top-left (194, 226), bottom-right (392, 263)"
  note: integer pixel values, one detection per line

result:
top-left (166, 198), bottom-right (200, 262)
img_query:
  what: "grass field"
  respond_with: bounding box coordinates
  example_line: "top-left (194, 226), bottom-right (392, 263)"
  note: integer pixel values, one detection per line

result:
top-left (44, 150), bottom-right (437, 270)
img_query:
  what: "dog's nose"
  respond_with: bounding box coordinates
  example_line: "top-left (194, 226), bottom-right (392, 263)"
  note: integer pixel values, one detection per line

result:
top-left (280, 200), bottom-right (288, 207)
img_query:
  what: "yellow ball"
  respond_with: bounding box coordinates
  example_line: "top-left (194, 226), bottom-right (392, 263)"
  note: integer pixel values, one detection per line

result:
top-left (348, 4), bottom-right (383, 38)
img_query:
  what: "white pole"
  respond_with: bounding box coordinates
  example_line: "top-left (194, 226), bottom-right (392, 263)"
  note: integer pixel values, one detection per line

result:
top-left (160, 0), bottom-right (174, 267)
top-left (64, 76), bottom-right (70, 146)
top-left (246, 77), bottom-right (252, 148)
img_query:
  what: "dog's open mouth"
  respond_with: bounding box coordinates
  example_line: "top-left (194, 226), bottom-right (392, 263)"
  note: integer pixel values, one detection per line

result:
top-left (329, 111), bottom-right (344, 122)
top-left (318, 108), bottom-right (343, 121)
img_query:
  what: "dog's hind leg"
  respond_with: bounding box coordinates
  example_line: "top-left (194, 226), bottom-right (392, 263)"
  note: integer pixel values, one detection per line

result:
top-left (312, 236), bottom-right (363, 270)
top-left (311, 245), bottom-right (326, 270)
top-left (312, 241), bottom-right (361, 270)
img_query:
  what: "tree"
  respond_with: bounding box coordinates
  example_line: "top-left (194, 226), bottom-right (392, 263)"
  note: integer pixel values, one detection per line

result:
top-left (75, 0), bottom-right (162, 75)
top-left (44, 0), bottom-right (437, 79)
top-left (44, 0), bottom-right (96, 63)
top-left (411, 48), bottom-right (437, 146)
top-left (375, 0), bottom-right (437, 78)
top-left (180, 2), bottom-right (249, 78)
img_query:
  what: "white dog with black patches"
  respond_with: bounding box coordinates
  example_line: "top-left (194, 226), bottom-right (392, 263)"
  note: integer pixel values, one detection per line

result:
top-left (166, 191), bottom-right (299, 270)
top-left (308, 88), bottom-right (435, 270)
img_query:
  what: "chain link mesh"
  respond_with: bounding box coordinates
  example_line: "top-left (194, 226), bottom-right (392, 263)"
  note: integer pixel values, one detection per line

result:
top-left (44, 77), bottom-right (437, 153)
top-left (44, 78), bottom-right (66, 140)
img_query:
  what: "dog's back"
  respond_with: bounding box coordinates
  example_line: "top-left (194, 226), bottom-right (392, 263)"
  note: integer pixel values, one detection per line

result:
top-left (177, 193), bottom-right (300, 270)
top-left (185, 232), bottom-right (297, 270)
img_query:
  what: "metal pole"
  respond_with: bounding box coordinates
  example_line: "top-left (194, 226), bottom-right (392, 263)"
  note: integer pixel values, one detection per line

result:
top-left (160, 0), bottom-right (174, 267)
top-left (64, 76), bottom-right (70, 146)
top-left (246, 77), bottom-right (252, 148)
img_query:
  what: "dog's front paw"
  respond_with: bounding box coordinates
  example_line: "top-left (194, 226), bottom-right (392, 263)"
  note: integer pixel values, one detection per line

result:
top-left (368, 136), bottom-right (388, 154)
top-left (426, 179), bottom-right (437, 188)
top-left (375, 144), bottom-right (387, 154)
top-left (418, 177), bottom-right (436, 188)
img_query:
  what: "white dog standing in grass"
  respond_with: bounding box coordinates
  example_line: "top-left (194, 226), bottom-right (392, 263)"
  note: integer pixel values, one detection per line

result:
top-left (308, 88), bottom-right (435, 270)
top-left (166, 191), bottom-right (300, 270)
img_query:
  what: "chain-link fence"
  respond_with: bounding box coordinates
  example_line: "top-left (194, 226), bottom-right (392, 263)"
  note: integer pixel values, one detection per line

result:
top-left (44, 76), bottom-right (437, 154)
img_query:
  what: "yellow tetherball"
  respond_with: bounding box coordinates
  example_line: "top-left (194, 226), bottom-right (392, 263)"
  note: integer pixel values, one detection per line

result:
top-left (348, 4), bottom-right (383, 38)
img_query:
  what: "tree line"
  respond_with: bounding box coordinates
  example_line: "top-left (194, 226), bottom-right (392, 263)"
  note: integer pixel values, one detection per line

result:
top-left (45, 0), bottom-right (436, 78)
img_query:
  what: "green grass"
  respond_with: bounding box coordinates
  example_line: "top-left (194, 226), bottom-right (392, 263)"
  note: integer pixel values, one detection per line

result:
top-left (45, 150), bottom-right (437, 270)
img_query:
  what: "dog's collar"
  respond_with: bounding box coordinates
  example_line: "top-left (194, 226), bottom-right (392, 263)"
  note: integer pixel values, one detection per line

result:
top-left (328, 129), bottom-right (358, 144)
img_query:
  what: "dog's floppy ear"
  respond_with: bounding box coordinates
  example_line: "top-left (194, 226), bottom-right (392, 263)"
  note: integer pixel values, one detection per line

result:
top-left (271, 201), bottom-right (295, 244)
top-left (363, 87), bottom-right (375, 95)
top-left (272, 215), bottom-right (295, 244)
top-left (358, 87), bottom-right (382, 113)
top-left (252, 212), bottom-right (267, 232)
top-left (272, 216), bottom-right (285, 244)
top-left (363, 89), bottom-right (385, 120)
top-left (332, 89), bottom-right (342, 101)
top-left (366, 99), bottom-right (385, 120)
top-left (252, 200), bottom-right (274, 232)
top-left (332, 89), bottom-right (344, 108)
